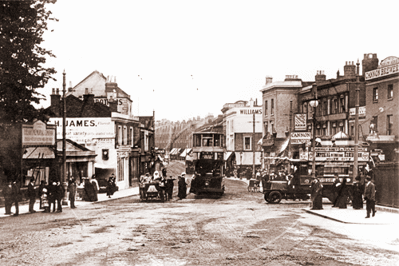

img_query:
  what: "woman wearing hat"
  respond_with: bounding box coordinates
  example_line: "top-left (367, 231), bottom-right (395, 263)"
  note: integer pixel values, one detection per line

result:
top-left (178, 175), bottom-right (187, 200)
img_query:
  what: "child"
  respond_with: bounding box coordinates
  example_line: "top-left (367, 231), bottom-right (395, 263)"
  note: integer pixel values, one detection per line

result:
top-left (41, 188), bottom-right (50, 213)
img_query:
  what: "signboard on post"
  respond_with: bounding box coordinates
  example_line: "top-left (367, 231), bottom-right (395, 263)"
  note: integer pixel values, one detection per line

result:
top-left (22, 120), bottom-right (56, 146)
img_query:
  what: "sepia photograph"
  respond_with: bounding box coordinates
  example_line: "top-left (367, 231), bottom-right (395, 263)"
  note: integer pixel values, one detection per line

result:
top-left (0, 0), bottom-right (398, 265)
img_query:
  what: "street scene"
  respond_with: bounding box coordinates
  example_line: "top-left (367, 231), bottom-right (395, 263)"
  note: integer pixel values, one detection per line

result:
top-left (1, 1), bottom-right (399, 266)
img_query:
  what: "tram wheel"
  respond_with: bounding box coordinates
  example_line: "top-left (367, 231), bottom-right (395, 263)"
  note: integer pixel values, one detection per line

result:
top-left (264, 193), bottom-right (270, 203)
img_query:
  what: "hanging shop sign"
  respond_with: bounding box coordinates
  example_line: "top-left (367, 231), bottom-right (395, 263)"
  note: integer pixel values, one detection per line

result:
top-left (22, 120), bottom-right (56, 146)
top-left (291, 132), bottom-right (311, 144)
top-left (48, 117), bottom-right (115, 144)
top-left (294, 114), bottom-right (307, 131)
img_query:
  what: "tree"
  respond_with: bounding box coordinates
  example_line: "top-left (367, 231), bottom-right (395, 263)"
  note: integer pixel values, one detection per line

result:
top-left (0, 0), bottom-right (57, 123)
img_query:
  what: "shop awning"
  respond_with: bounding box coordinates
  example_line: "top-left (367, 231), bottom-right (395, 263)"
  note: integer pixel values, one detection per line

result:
top-left (94, 163), bottom-right (115, 169)
top-left (180, 148), bottom-right (192, 157)
top-left (23, 147), bottom-right (55, 159)
top-left (332, 131), bottom-right (349, 140)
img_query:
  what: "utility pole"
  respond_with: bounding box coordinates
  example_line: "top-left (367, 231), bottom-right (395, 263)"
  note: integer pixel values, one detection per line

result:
top-left (62, 70), bottom-right (68, 204)
top-left (252, 112), bottom-right (255, 178)
top-left (288, 101), bottom-right (292, 174)
top-left (354, 60), bottom-right (360, 179)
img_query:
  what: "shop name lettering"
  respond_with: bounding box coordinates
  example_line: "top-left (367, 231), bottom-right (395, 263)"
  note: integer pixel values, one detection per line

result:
top-left (240, 109), bottom-right (262, 115)
top-left (94, 98), bottom-right (123, 106)
top-left (23, 129), bottom-right (54, 136)
top-left (365, 63), bottom-right (399, 80)
top-left (53, 120), bottom-right (96, 127)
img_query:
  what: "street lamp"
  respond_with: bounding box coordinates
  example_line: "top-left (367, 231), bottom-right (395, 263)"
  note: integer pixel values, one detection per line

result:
top-left (309, 99), bottom-right (319, 179)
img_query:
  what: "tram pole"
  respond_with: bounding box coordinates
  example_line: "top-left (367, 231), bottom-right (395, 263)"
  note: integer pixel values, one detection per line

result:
top-left (252, 112), bottom-right (255, 179)
top-left (62, 70), bottom-right (68, 205)
top-left (309, 88), bottom-right (318, 179)
top-left (353, 60), bottom-right (360, 180)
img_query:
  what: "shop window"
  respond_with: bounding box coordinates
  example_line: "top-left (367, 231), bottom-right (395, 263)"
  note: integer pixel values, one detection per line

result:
top-left (102, 149), bottom-right (109, 160)
top-left (373, 88), bottom-right (378, 102)
top-left (388, 84), bottom-right (393, 99)
top-left (387, 115), bottom-right (393, 135)
top-left (339, 95), bottom-right (345, 113)
top-left (244, 136), bottom-right (251, 150)
top-left (118, 158), bottom-right (124, 182)
top-left (271, 99), bottom-right (274, 115)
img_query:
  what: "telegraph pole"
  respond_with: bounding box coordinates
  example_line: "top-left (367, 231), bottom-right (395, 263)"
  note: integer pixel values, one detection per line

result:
top-left (353, 60), bottom-right (360, 179)
top-left (252, 112), bottom-right (255, 178)
top-left (62, 70), bottom-right (68, 204)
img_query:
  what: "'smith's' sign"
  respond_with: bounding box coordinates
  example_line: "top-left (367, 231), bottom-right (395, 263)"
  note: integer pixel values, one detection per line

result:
top-left (48, 118), bottom-right (115, 144)
top-left (365, 56), bottom-right (399, 80)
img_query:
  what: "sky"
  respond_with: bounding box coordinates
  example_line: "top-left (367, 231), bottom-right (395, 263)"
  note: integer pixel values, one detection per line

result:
top-left (40, 0), bottom-right (398, 122)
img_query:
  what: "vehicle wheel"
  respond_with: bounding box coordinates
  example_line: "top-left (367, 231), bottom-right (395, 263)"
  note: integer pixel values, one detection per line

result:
top-left (264, 192), bottom-right (270, 203)
top-left (268, 191), bottom-right (282, 204)
top-left (248, 186), bottom-right (251, 192)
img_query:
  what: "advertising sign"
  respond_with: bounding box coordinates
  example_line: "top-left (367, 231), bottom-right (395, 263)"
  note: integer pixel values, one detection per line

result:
top-left (295, 114), bottom-right (307, 131)
top-left (22, 120), bottom-right (56, 146)
top-left (239, 108), bottom-right (262, 115)
top-left (48, 118), bottom-right (115, 144)
top-left (349, 106), bottom-right (366, 118)
top-left (365, 56), bottom-right (399, 80)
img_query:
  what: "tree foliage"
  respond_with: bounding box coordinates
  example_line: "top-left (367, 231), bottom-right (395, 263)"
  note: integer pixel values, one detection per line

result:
top-left (0, 0), bottom-right (57, 123)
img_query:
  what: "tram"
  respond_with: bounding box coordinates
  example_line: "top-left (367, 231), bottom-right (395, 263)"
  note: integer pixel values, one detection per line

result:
top-left (188, 132), bottom-right (225, 196)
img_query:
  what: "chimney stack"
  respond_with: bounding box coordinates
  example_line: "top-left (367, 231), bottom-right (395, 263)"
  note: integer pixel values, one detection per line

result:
top-left (362, 53), bottom-right (379, 76)
top-left (50, 88), bottom-right (61, 116)
top-left (315, 70), bottom-right (326, 83)
top-left (344, 61), bottom-right (356, 80)
top-left (265, 76), bottom-right (273, 85)
top-left (83, 87), bottom-right (94, 107)
top-left (68, 81), bottom-right (73, 92)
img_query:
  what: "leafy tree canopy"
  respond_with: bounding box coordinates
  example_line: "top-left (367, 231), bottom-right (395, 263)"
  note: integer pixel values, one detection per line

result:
top-left (0, 0), bottom-right (57, 123)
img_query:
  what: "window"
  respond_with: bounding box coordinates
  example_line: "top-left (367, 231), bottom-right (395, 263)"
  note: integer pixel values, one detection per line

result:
top-left (265, 100), bottom-right (268, 115)
top-left (264, 122), bottom-right (268, 134)
top-left (388, 84), bottom-right (393, 99)
top-left (303, 102), bottom-right (307, 114)
top-left (123, 126), bottom-right (127, 145)
top-left (130, 127), bottom-right (134, 146)
top-left (387, 115), bottom-right (393, 135)
top-left (331, 98), bottom-right (338, 114)
top-left (370, 116), bottom-right (378, 134)
top-left (117, 125), bottom-right (122, 146)
top-left (373, 88), bottom-right (378, 102)
top-left (244, 136), bottom-right (251, 150)
top-left (322, 98), bottom-right (328, 115)
top-left (271, 99), bottom-right (274, 115)
top-left (102, 149), bottom-right (109, 160)
top-left (118, 158), bottom-right (124, 182)
top-left (339, 95), bottom-right (345, 113)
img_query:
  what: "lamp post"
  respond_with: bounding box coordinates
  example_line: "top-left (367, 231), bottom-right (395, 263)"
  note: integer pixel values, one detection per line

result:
top-left (309, 99), bottom-right (319, 179)
top-left (353, 61), bottom-right (360, 179)
top-left (62, 70), bottom-right (68, 204)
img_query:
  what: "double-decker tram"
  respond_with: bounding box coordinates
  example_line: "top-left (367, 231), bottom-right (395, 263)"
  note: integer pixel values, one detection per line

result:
top-left (188, 132), bottom-right (225, 196)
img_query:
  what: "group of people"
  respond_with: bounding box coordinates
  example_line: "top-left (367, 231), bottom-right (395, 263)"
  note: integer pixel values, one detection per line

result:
top-left (139, 169), bottom-right (189, 201)
top-left (312, 173), bottom-right (377, 218)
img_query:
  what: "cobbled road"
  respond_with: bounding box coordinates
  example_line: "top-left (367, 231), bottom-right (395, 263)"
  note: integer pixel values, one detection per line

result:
top-left (0, 178), bottom-right (398, 266)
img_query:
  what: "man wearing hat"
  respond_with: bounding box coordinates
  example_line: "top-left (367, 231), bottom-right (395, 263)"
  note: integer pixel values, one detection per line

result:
top-left (364, 176), bottom-right (376, 218)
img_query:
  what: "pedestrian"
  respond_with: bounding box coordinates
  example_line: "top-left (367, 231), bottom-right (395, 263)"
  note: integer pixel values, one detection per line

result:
top-left (178, 175), bottom-right (187, 200)
top-left (106, 174), bottom-right (115, 198)
top-left (48, 182), bottom-right (57, 212)
top-left (11, 180), bottom-right (21, 216)
top-left (55, 181), bottom-right (64, 212)
top-left (27, 178), bottom-right (37, 213)
top-left (162, 168), bottom-right (167, 178)
top-left (310, 178), bottom-right (323, 210)
top-left (166, 176), bottom-right (175, 200)
top-left (84, 178), bottom-right (97, 201)
top-left (90, 175), bottom-right (99, 202)
top-left (41, 187), bottom-right (50, 213)
top-left (331, 174), bottom-right (340, 207)
top-left (335, 178), bottom-right (349, 209)
top-left (68, 178), bottom-right (77, 208)
top-left (364, 176), bottom-right (376, 218)
top-left (352, 176), bottom-right (363, 209)
top-left (38, 180), bottom-right (46, 209)
top-left (3, 181), bottom-right (13, 215)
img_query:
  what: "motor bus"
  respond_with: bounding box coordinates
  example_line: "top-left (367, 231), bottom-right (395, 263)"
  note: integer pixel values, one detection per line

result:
top-left (187, 132), bottom-right (225, 196)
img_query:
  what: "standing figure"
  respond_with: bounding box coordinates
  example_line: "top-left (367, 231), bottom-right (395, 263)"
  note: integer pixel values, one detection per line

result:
top-left (352, 176), bottom-right (363, 209)
top-left (162, 168), bottom-right (167, 178)
top-left (55, 182), bottom-right (64, 212)
top-left (310, 178), bottom-right (323, 210)
top-left (38, 181), bottom-right (46, 209)
top-left (3, 181), bottom-right (13, 215)
top-left (27, 178), bottom-right (36, 213)
top-left (48, 182), bottom-right (57, 212)
top-left (364, 176), bottom-right (376, 218)
top-left (41, 187), bottom-right (50, 213)
top-left (335, 178), bottom-right (349, 209)
top-left (178, 175), bottom-right (187, 200)
top-left (106, 174), bottom-right (116, 198)
top-left (84, 179), bottom-right (96, 201)
top-left (166, 176), bottom-right (175, 200)
top-left (331, 174), bottom-right (340, 207)
top-left (139, 173), bottom-right (148, 200)
top-left (11, 180), bottom-right (21, 216)
top-left (68, 178), bottom-right (77, 208)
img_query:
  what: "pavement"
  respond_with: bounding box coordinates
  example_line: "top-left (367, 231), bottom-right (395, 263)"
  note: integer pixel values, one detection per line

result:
top-left (0, 186), bottom-right (140, 219)
top-left (227, 177), bottom-right (399, 225)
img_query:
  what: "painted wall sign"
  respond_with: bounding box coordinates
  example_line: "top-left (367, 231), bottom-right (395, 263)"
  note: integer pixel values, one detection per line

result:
top-left (48, 118), bottom-right (115, 144)
top-left (239, 109), bottom-right (262, 115)
top-left (22, 120), bottom-right (56, 146)
top-left (294, 114), bottom-right (307, 131)
top-left (365, 56), bottom-right (399, 80)
top-left (349, 106), bottom-right (366, 117)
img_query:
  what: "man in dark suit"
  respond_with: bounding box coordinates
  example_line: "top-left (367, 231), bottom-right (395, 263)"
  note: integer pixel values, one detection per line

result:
top-left (27, 178), bottom-right (37, 213)
top-left (11, 180), bottom-right (21, 216)
top-left (55, 182), bottom-right (64, 212)
top-left (364, 176), bottom-right (376, 218)
top-left (3, 181), bottom-right (13, 215)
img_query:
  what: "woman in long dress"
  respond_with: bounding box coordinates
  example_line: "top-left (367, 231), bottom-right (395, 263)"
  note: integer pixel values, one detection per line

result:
top-left (178, 176), bottom-right (187, 200)
top-left (335, 178), bottom-right (348, 209)
top-left (352, 176), bottom-right (363, 209)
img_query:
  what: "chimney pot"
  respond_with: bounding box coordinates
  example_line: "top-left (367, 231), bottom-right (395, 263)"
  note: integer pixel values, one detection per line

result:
top-left (52, 88), bottom-right (55, 94)
top-left (85, 88), bottom-right (89, 95)
top-left (56, 88), bottom-right (59, 95)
